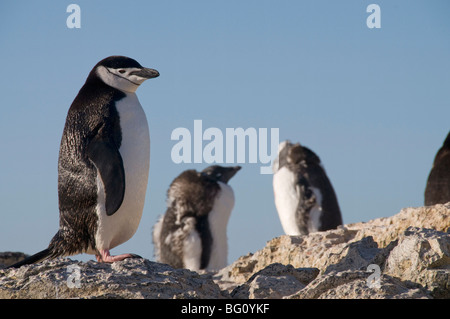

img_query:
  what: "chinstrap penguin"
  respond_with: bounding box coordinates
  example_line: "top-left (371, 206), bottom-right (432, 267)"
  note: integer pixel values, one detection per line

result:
top-left (272, 140), bottom-right (343, 235)
top-left (425, 131), bottom-right (450, 205)
top-left (9, 56), bottom-right (159, 268)
top-left (153, 165), bottom-right (241, 271)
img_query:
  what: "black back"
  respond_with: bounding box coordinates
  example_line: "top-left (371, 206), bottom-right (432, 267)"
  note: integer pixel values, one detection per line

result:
top-left (158, 166), bottom-right (240, 269)
top-left (158, 169), bottom-right (220, 269)
top-left (285, 143), bottom-right (343, 234)
top-left (425, 131), bottom-right (450, 205)
top-left (54, 66), bottom-right (126, 256)
top-left (9, 56), bottom-right (150, 267)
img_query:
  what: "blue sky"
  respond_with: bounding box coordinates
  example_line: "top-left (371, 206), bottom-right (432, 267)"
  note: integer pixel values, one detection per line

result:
top-left (0, 1), bottom-right (449, 264)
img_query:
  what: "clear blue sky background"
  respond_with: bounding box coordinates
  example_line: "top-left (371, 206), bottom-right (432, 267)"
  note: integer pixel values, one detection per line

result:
top-left (1, 1), bottom-right (449, 264)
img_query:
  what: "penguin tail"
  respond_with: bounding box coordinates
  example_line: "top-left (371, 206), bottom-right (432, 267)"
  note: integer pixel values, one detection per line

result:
top-left (7, 248), bottom-right (52, 269)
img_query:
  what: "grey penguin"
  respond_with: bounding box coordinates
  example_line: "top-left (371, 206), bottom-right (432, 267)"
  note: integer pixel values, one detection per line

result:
top-left (425, 131), bottom-right (450, 205)
top-left (9, 56), bottom-right (159, 268)
top-left (153, 165), bottom-right (241, 271)
top-left (272, 140), bottom-right (343, 235)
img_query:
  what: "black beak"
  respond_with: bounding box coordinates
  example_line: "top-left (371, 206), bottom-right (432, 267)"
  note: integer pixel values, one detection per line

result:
top-left (222, 166), bottom-right (241, 183)
top-left (130, 67), bottom-right (160, 79)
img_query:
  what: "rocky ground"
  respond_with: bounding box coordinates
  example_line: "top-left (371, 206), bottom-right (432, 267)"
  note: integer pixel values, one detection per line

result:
top-left (1, 203), bottom-right (449, 299)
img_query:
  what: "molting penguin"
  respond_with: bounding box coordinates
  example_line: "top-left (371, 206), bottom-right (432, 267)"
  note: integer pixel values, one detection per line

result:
top-left (9, 56), bottom-right (159, 268)
top-left (425, 131), bottom-right (450, 205)
top-left (153, 165), bottom-right (241, 271)
top-left (272, 140), bottom-right (343, 235)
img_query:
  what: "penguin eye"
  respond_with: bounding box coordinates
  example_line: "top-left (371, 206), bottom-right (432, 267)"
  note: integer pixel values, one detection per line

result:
top-left (118, 69), bottom-right (126, 74)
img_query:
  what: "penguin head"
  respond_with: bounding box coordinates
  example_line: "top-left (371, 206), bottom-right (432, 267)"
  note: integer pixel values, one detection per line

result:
top-left (289, 144), bottom-right (321, 167)
top-left (272, 140), bottom-right (293, 173)
top-left (201, 165), bottom-right (241, 184)
top-left (94, 56), bottom-right (159, 93)
top-left (443, 131), bottom-right (450, 149)
top-left (273, 140), bottom-right (321, 172)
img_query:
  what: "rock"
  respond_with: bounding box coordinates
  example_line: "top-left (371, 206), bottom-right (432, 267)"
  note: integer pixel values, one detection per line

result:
top-left (0, 258), bottom-right (227, 299)
top-left (218, 204), bottom-right (450, 299)
top-left (0, 252), bottom-right (28, 268)
top-left (384, 227), bottom-right (450, 298)
top-left (220, 204), bottom-right (450, 283)
top-left (230, 263), bottom-right (319, 299)
top-left (1, 203), bottom-right (449, 299)
top-left (216, 227), bottom-right (357, 286)
top-left (286, 270), bottom-right (430, 299)
top-left (348, 204), bottom-right (450, 247)
top-left (323, 236), bottom-right (382, 274)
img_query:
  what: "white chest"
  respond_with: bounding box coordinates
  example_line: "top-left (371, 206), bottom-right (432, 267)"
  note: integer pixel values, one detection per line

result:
top-left (94, 93), bottom-right (150, 252)
top-left (116, 93), bottom-right (150, 180)
top-left (206, 181), bottom-right (235, 270)
top-left (273, 166), bottom-right (302, 236)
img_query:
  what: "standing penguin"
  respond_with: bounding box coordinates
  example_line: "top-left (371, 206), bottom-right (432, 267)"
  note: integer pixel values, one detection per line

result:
top-left (272, 140), bottom-right (343, 235)
top-left (425, 131), bottom-right (450, 205)
top-left (9, 56), bottom-right (159, 268)
top-left (153, 165), bottom-right (240, 271)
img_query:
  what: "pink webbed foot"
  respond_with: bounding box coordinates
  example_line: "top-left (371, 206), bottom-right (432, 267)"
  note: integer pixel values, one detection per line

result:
top-left (96, 249), bottom-right (142, 263)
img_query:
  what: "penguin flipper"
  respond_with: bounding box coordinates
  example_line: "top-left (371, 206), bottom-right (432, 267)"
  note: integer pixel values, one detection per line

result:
top-left (295, 175), bottom-right (316, 235)
top-left (87, 137), bottom-right (125, 216)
